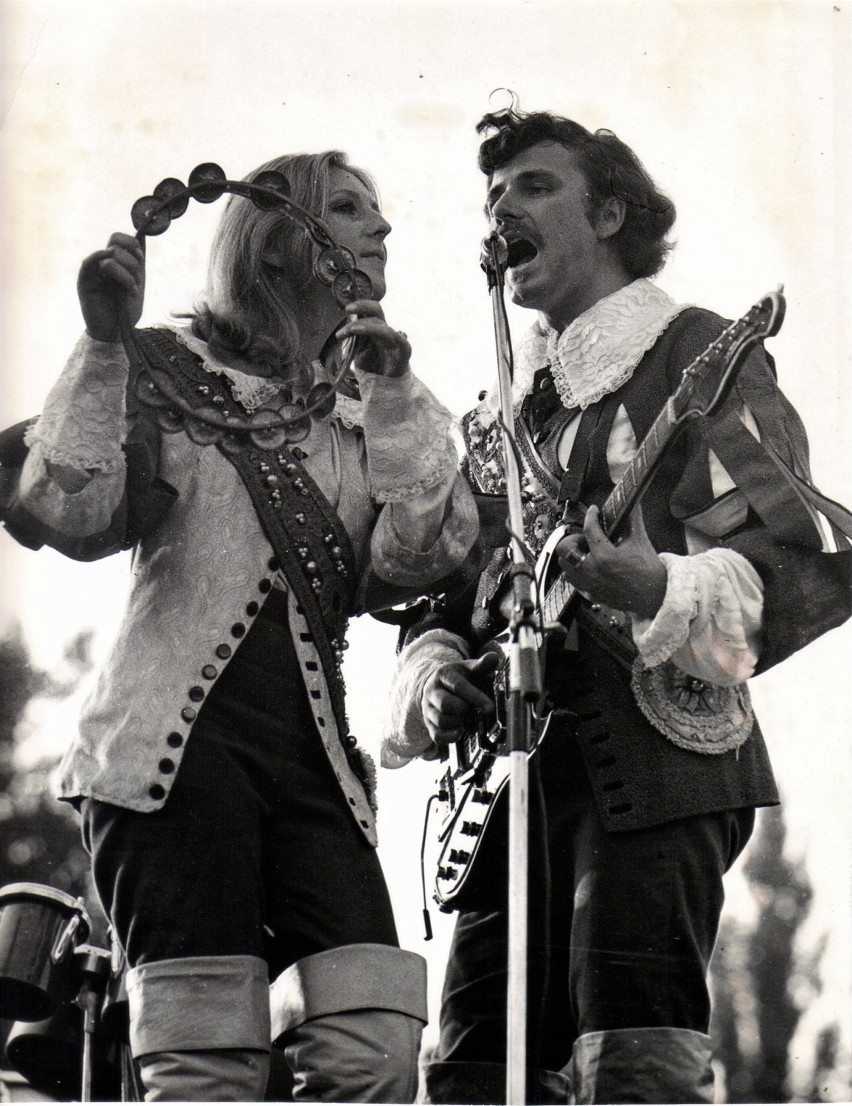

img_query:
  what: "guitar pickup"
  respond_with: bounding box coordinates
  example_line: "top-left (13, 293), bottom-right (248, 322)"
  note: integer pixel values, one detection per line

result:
top-left (471, 789), bottom-right (492, 804)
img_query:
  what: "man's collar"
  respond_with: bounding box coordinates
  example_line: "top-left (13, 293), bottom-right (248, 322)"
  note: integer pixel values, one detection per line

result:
top-left (513, 278), bottom-right (688, 411)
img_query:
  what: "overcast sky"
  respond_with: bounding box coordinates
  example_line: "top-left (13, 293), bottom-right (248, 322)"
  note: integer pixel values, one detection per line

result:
top-left (1, 0), bottom-right (850, 1090)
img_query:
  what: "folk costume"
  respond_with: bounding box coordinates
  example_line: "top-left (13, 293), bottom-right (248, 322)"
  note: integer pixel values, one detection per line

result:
top-left (6, 321), bottom-right (478, 1102)
top-left (385, 278), bottom-right (852, 1104)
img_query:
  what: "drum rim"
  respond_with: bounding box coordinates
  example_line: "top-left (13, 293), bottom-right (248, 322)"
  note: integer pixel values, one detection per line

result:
top-left (0, 882), bottom-right (91, 926)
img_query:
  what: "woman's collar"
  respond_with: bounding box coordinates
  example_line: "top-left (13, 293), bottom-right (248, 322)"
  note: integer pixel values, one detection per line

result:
top-left (165, 319), bottom-right (365, 426)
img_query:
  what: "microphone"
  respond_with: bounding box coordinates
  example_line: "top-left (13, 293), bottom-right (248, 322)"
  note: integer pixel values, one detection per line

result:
top-left (480, 230), bottom-right (509, 272)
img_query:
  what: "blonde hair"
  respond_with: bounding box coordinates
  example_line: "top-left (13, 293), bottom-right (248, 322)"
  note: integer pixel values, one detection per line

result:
top-left (191, 151), bottom-right (375, 381)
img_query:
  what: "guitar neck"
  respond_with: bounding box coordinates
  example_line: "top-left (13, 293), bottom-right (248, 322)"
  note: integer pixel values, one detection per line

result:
top-left (600, 399), bottom-right (679, 539)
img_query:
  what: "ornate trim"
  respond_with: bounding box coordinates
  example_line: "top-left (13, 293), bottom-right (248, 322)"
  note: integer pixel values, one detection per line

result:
top-left (631, 658), bottom-right (753, 754)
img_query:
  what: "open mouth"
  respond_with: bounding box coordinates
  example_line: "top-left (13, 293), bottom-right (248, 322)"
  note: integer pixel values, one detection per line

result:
top-left (506, 237), bottom-right (538, 269)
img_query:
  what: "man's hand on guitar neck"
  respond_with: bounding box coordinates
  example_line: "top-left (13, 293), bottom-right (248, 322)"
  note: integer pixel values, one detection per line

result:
top-left (421, 650), bottom-right (501, 746)
top-left (556, 504), bottom-right (668, 620)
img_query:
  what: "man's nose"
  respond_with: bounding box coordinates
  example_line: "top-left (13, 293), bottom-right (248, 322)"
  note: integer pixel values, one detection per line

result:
top-left (490, 190), bottom-right (521, 224)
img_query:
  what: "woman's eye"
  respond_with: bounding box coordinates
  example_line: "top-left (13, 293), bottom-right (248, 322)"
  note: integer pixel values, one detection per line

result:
top-left (330, 200), bottom-right (357, 215)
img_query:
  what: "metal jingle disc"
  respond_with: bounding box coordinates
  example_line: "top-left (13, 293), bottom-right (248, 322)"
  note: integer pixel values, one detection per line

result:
top-left (331, 269), bottom-right (373, 306)
top-left (250, 171), bottom-right (292, 209)
top-left (130, 196), bottom-right (172, 236)
top-left (314, 246), bottom-right (357, 286)
top-left (153, 177), bottom-right (190, 218)
top-left (218, 432), bottom-right (245, 456)
top-left (156, 408), bottom-right (186, 434)
top-left (249, 426), bottom-right (293, 450)
top-left (187, 162), bottom-right (227, 203)
top-left (135, 372), bottom-right (171, 408)
top-left (184, 418), bottom-right (224, 446)
top-left (305, 383), bottom-right (336, 419)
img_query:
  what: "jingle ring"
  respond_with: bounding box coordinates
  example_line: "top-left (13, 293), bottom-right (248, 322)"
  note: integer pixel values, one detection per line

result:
top-left (123, 162), bottom-right (378, 442)
top-left (129, 163), bottom-right (373, 308)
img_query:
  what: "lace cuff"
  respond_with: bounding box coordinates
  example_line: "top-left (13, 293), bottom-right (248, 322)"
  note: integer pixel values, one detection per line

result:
top-left (382, 629), bottom-right (471, 767)
top-left (25, 334), bottom-right (129, 473)
top-left (371, 478), bottom-right (478, 587)
top-left (632, 548), bottom-right (763, 685)
top-left (354, 368), bottom-right (457, 502)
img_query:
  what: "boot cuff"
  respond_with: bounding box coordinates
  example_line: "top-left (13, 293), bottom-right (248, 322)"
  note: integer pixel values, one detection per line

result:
top-left (569, 1027), bottom-right (714, 1104)
top-left (127, 955), bottom-right (271, 1056)
top-left (270, 942), bottom-right (427, 1041)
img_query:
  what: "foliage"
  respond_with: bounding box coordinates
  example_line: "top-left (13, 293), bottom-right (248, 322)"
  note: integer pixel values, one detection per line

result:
top-left (710, 805), bottom-right (848, 1102)
top-left (0, 625), bottom-right (105, 937)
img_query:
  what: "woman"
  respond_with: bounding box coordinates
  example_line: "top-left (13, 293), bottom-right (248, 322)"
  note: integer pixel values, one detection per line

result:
top-left (14, 151), bottom-right (477, 1101)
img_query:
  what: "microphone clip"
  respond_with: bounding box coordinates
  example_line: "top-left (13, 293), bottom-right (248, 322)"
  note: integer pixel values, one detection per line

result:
top-left (480, 232), bottom-right (508, 289)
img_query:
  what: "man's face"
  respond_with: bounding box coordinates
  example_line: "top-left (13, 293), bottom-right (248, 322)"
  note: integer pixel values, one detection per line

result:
top-left (486, 141), bottom-right (611, 331)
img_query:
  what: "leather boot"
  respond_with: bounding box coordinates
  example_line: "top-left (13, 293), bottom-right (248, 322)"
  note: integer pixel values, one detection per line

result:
top-left (126, 954), bottom-right (271, 1101)
top-left (565, 1027), bottom-right (715, 1104)
top-left (270, 943), bottom-right (427, 1103)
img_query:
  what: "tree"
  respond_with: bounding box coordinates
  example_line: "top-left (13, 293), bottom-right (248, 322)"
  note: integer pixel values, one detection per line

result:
top-left (0, 625), bottom-right (96, 909)
top-left (710, 805), bottom-right (841, 1102)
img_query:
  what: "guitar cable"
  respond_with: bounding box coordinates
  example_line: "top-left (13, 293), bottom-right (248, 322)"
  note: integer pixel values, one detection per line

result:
top-left (420, 793), bottom-right (439, 940)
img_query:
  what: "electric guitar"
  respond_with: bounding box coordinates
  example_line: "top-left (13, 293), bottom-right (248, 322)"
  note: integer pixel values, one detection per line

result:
top-left (427, 288), bottom-right (786, 911)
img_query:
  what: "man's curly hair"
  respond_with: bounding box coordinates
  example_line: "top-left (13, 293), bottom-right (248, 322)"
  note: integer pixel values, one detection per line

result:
top-left (477, 104), bottom-right (676, 279)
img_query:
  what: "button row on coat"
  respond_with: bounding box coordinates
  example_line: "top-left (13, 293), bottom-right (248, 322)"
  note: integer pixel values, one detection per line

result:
top-left (147, 555), bottom-right (284, 802)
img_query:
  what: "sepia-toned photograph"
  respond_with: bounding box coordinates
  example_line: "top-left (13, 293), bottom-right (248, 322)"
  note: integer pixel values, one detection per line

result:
top-left (1, 1), bottom-right (850, 1102)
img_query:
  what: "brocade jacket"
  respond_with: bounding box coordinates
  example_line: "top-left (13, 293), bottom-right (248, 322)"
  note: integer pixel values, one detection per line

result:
top-left (6, 325), bottom-right (478, 845)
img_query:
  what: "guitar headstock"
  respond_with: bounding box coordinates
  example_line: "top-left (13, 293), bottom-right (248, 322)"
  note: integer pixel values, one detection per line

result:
top-left (671, 287), bottom-right (786, 424)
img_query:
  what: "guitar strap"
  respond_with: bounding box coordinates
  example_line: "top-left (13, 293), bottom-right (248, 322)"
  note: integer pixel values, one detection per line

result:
top-left (706, 405), bottom-right (852, 552)
top-left (556, 405), bottom-right (606, 506)
top-left (131, 328), bottom-right (359, 740)
top-left (513, 381), bottom-right (603, 507)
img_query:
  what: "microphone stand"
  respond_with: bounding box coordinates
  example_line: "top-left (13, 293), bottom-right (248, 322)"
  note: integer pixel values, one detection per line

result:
top-left (481, 235), bottom-right (542, 1106)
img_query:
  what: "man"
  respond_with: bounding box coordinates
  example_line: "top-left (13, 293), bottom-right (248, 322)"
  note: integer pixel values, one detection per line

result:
top-left (383, 106), bottom-right (852, 1104)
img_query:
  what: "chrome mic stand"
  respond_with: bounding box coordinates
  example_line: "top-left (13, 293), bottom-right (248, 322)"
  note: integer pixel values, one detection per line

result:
top-left (480, 234), bottom-right (542, 1106)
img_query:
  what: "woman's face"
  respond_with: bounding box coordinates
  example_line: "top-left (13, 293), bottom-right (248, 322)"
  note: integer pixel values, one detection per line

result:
top-left (323, 166), bottom-right (391, 301)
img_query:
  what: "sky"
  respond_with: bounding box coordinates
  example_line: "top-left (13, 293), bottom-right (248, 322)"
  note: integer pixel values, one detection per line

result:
top-left (1, 0), bottom-right (850, 1095)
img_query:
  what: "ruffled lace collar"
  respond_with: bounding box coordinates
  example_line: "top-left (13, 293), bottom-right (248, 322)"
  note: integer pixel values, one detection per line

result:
top-left (165, 319), bottom-right (365, 428)
top-left (510, 278), bottom-right (687, 415)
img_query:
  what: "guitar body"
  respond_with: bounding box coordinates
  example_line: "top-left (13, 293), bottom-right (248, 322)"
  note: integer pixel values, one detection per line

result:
top-left (432, 708), bottom-right (565, 911)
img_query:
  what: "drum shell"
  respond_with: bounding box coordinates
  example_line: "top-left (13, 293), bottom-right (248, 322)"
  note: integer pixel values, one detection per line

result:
top-left (0, 884), bottom-right (91, 1023)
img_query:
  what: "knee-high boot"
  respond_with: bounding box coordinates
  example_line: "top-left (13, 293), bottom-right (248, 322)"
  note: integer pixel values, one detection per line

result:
top-left (126, 955), bottom-right (272, 1102)
top-left (270, 943), bottom-right (427, 1103)
top-left (564, 1027), bottom-right (715, 1104)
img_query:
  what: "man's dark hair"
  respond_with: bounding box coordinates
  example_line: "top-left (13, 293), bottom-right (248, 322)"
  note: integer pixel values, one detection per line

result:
top-left (477, 105), bottom-right (676, 279)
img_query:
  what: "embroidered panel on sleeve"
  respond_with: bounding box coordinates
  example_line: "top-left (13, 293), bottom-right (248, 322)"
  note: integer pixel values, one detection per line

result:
top-left (25, 335), bottom-right (128, 473)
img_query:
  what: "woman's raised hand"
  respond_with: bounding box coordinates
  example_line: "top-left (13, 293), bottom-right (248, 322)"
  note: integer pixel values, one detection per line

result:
top-left (335, 299), bottom-right (411, 379)
top-left (77, 232), bottom-right (146, 343)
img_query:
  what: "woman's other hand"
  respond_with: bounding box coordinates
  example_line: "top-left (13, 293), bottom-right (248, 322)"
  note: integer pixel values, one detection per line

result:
top-left (335, 299), bottom-right (411, 379)
top-left (77, 232), bottom-right (146, 342)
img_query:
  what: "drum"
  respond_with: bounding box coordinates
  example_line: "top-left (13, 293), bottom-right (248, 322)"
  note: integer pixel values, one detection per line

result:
top-left (0, 883), bottom-right (91, 1022)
